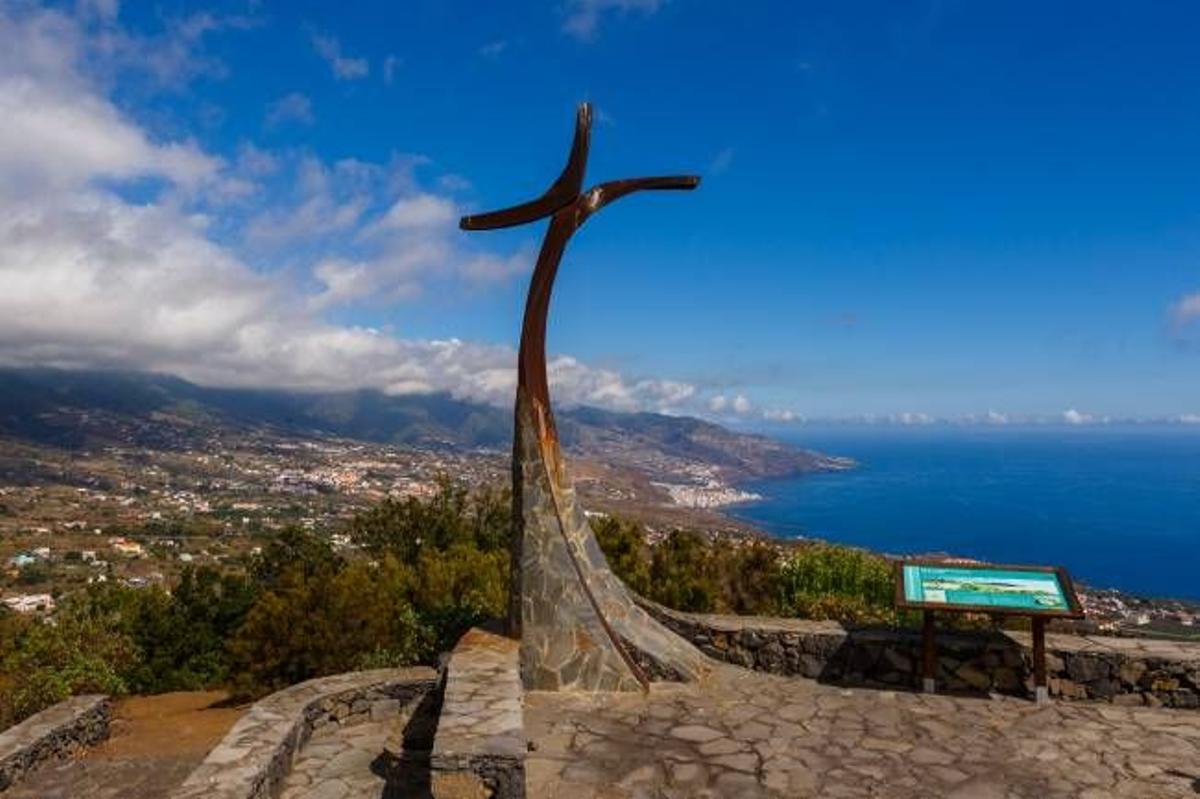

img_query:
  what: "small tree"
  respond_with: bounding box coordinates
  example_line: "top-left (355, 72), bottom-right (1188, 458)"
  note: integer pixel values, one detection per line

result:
top-left (649, 530), bottom-right (719, 612)
top-left (230, 556), bottom-right (429, 697)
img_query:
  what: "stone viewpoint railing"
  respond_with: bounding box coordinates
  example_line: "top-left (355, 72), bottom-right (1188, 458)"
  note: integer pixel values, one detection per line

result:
top-left (638, 599), bottom-right (1200, 708)
top-left (170, 667), bottom-right (438, 799)
top-left (0, 694), bottom-right (111, 791)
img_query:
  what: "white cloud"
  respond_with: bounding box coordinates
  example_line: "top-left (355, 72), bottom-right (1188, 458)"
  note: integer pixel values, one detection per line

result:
top-left (311, 31), bottom-right (368, 80)
top-left (242, 156), bottom-right (374, 248)
top-left (373, 193), bottom-right (457, 233)
top-left (562, 0), bottom-right (665, 40)
top-left (437, 173), bottom-right (473, 193)
top-left (1171, 292), bottom-right (1200, 328)
top-left (0, 79), bottom-right (219, 191)
top-left (896, 412), bottom-right (934, 425)
top-left (459, 250), bottom-right (534, 283)
top-left (265, 92), bottom-right (314, 128)
top-left (77, 0), bottom-right (119, 21)
top-left (709, 147), bottom-right (734, 175)
top-left (1062, 408), bottom-right (1093, 425)
top-left (0, 7), bottom-right (219, 193)
top-left (707, 394), bottom-right (752, 415)
top-left (383, 54), bottom-right (399, 84)
top-left (479, 40), bottom-right (508, 58)
top-left (236, 142), bottom-right (279, 176)
top-left (762, 409), bottom-right (800, 423)
top-left (984, 409), bottom-right (1009, 425)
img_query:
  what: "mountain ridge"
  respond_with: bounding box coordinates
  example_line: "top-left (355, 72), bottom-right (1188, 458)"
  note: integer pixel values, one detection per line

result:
top-left (0, 368), bottom-right (846, 482)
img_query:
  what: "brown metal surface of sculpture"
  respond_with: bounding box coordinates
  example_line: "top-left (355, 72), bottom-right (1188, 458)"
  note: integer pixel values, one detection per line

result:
top-left (460, 103), bottom-right (709, 691)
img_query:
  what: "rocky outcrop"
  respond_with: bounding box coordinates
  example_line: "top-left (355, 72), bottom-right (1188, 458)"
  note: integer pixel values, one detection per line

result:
top-left (170, 668), bottom-right (437, 799)
top-left (639, 599), bottom-right (1200, 708)
top-left (0, 694), bottom-right (110, 791)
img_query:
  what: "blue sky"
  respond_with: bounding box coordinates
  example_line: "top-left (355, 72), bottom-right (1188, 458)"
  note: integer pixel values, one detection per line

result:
top-left (2, 0), bottom-right (1199, 426)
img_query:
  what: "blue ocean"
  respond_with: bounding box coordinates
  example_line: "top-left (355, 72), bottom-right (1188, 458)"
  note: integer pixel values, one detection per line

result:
top-left (731, 427), bottom-right (1200, 601)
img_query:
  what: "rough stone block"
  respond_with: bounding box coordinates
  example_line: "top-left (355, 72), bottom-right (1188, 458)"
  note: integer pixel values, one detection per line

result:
top-left (432, 629), bottom-right (525, 799)
top-left (433, 771), bottom-right (493, 799)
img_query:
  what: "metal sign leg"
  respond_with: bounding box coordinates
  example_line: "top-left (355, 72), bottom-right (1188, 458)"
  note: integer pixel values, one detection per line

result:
top-left (922, 611), bottom-right (937, 694)
top-left (1032, 616), bottom-right (1048, 704)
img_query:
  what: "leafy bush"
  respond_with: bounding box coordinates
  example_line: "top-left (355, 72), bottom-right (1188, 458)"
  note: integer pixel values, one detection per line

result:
top-left (349, 478), bottom-right (511, 560)
top-left (778, 543), bottom-right (896, 624)
top-left (230, 556), bottom-right (429, 696)
top-left (124, 568), bottom-right (257, 693)
top-left (0, 593), bottom-right (137, 728)
top-left (591, 515), bottom-right (651, 597)
top-left (225, 480), bottom-right (512, 697)
top-left (596, 524), bottom-right (783, 615)
top-left (593, 518), bottom-right (897, 624)
top-left (647, 530), bottom-right (722, 612)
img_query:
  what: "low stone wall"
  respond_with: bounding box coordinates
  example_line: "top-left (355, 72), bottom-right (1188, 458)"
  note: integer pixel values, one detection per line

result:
top-left (431, 628), bottom-right (525, 799)
top-left (171, 667), bottom-right (438, 799)
top-left (0, 694), bottom-right (110, 791)
top-left (638, 599), bottom-right (1200, 708)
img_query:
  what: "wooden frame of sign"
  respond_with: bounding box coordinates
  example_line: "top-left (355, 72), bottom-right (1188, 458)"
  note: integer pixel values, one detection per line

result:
top-left (894, 559), bottom-right (1084, 704)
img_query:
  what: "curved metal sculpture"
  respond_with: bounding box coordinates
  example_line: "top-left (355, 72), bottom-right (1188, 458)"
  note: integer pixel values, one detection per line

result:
top-left (461, 103), bottom-right (708, 691)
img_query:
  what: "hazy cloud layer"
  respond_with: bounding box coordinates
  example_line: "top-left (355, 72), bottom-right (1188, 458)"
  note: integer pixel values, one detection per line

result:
top-left (265, 92), bottom-right (314, 127)
top-left (562, 0), bottom-right (665, 40)
top-left (310, 30), bottom-right (369, 80)
top-left (1172, 292), bottom-right (1200, 328)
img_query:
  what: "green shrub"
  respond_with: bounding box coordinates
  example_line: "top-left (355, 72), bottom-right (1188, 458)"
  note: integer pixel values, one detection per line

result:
top-left (230, 556), bottom-right (429, 696)
top-left (715, 539), bottom-right (783, 615)
top-left (778, 543), bottom-right (895, 624)
top-left (124, 568), bottom-right (257, 693)
top-left (349, 478), bottom-right (511, 559)
top-left (592, 515), bottom-right (651, 597)
top-left (0, 593), bottom-right (137, 728)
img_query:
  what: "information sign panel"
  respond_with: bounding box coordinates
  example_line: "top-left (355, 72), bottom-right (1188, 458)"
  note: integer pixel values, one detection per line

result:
top-left (896, 561), bottom-right (1082, 617)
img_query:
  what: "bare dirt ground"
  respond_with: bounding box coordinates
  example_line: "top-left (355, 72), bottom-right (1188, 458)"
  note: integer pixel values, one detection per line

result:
top-left (4, 690), bottom-right (245, 799)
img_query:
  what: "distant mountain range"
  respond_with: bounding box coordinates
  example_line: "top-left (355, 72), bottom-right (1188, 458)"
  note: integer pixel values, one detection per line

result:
top-left (0, 368), bottom-right (846, 481)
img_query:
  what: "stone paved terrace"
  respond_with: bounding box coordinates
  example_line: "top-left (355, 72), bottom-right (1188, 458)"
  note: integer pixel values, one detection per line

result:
top-left (525, 663), bottom-right (1200, 798)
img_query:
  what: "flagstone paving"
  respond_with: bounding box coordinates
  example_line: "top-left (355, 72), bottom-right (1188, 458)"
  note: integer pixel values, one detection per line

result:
top-left (278, 717), bottom-right (431, 799)
top-left (524, 663), bottom-right (1200, 798)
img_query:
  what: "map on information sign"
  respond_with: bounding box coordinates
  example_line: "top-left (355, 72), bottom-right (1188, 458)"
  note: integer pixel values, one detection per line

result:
top-left (901, 563), bottom-right (1072, 612)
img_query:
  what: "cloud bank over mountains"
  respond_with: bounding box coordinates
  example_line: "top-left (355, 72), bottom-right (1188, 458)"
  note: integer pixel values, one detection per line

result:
top-left (0, 2), bottom-right (732, 420)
